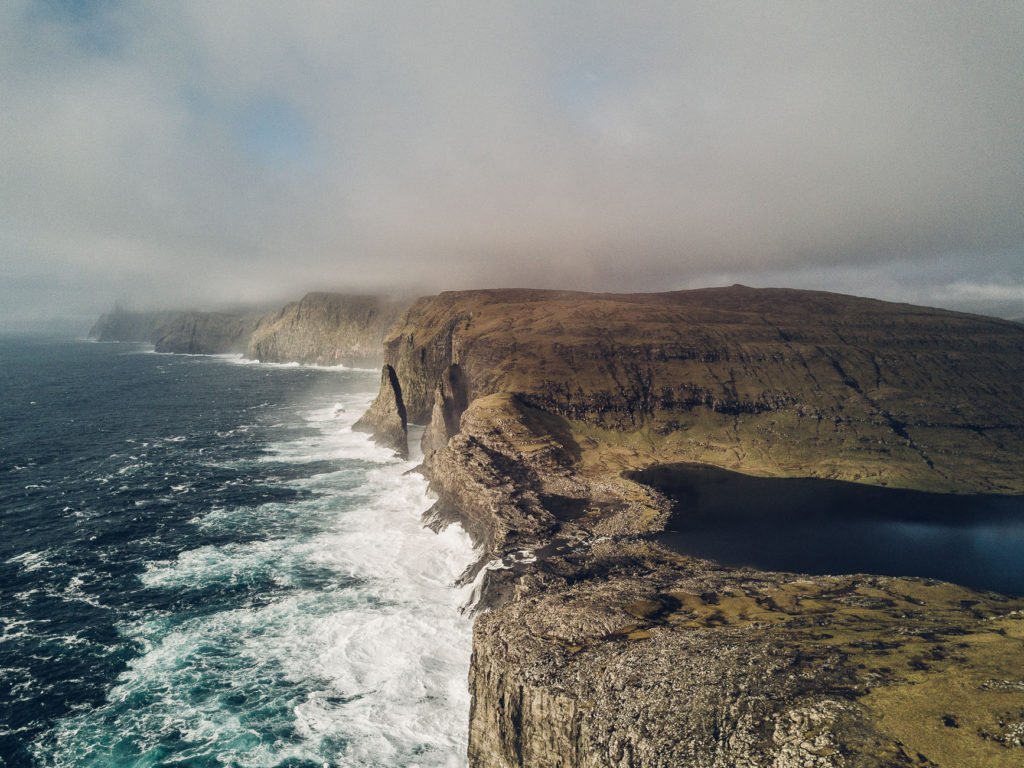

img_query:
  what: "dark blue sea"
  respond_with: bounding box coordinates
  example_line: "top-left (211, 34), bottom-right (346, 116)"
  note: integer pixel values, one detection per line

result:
top-left (0, 337), bottom-right (475, 768)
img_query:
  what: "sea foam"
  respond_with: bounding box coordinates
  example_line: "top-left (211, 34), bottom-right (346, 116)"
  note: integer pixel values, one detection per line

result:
top-left (34, 389), bottom-right (478, 767)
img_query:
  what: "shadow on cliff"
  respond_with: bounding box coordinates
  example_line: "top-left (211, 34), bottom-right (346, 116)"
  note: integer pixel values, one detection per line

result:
top-left (513, 395), bottom-right (583, 465)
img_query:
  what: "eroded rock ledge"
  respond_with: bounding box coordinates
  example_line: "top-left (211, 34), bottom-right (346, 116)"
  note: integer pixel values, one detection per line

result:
top-left (360, 286), bottom-right (1024, 767)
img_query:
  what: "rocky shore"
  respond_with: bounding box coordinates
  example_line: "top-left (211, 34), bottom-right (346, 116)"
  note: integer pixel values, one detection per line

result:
top-left (360, 286), bottom-right (1024, 767)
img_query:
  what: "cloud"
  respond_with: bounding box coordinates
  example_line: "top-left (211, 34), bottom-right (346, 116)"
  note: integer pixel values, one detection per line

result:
top-left (2, 0), bottom-right (1023, 325)
top-left (932, 280), bottom-right (1024, 317)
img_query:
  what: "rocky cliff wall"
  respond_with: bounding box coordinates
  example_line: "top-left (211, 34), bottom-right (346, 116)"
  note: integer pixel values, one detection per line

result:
top-left (369, 286), bottom-right (1024, 494)
top-left (89, 309), bottom-right (260, 354)
top-left (358, 286), bottom-right (1024, 767)
top-left (91, 294), bottom-right (406, 361)
top-left (352, 364), bottom-right (409, 457)
top-left (152, 312), bottom-right (261, 354)
top-left (246, 292), bottom-right (408, 368)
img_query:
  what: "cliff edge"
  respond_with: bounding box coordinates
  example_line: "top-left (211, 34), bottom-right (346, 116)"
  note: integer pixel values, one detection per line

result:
top-left (361, 286), bottom-right (1024, 767)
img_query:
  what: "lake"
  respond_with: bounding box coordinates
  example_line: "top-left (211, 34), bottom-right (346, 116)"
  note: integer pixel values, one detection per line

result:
top-left (632, 463), bottom-right (1024, 596)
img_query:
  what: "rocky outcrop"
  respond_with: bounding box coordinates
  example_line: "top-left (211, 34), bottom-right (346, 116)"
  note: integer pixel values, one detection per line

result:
top-left (246, 292), bottom-right (408, 368)
top-left (89, 307), bottom-right (260, 354)
top-left (353, 365), bottom-right (408, 458)
top-left (358, 286), bottom-right (1024, 767)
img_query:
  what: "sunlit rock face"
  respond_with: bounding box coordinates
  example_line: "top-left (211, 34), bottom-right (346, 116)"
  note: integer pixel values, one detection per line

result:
top-left (370, 285), bottom-right (1024, 493)
top-left (246, 292), bottom-right (408, 368)
top-left (359, 285), bottom-right (1024, 768)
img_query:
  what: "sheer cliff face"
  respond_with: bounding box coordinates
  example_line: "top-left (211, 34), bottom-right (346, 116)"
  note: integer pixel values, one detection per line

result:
top-left (152, 312), bottom-right (261, 354)
top-left (352, 364), bottom-right (408, 457)
top-left (90, 294), bottom-right (406, 361)
top-left (89, 310), bottom-right (259, 354)
top-left (246, 293), bottom-right (408, 368)
top-left (360, 286), bottom-right (1024, 768)
top-left (374, 286), bottom-right (1024, 494)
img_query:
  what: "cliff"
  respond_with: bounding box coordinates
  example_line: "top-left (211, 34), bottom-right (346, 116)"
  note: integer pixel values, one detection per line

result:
top-left (89, 308), bottom-right (260, 354)
top-left (90, 294), bottom-right (405, 361)
top-left (352, 364), bottom-right (409, 457)
top-left (376, 286), bottom-right (1024, 497)
top-left (89, 309), bottom-right (181, 343)
top-left (361, 286), bottom-right (1024, 767)
top-left (152, 311), bottom-right (261, 354)
top-left (246, 292), bottom-right (408, 368)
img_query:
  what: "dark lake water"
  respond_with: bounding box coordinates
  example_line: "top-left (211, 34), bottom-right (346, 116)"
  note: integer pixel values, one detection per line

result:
top-left (633, 464), bottom-right (1024, 596)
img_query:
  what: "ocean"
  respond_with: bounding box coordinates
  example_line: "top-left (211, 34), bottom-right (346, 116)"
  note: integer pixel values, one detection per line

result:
top-left (0, 336), bottom-right (476, 767)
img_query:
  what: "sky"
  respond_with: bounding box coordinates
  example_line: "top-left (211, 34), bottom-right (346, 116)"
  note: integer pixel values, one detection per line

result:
top-left (2, 0), bottom-right (1023, 328)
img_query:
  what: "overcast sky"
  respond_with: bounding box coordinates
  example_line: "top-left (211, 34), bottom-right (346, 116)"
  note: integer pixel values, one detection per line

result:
top-left (2, 0), bottom-right (1023, 328)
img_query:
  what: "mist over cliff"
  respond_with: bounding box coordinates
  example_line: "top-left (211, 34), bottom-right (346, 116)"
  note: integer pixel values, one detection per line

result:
top-left (2, 2), bottom-right (1023, 328)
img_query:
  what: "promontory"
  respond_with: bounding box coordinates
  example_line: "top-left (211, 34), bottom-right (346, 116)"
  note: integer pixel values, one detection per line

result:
top-left (357, 285), bottom-right (1024, 767)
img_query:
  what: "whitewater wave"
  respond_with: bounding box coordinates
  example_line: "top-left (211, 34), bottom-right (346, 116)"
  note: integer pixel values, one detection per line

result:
top-left (225, 356), bottom-right (379, 373)
top-left (33, 389), bottom-right (478, 767)
top-left (133, 347), bottom-right (378, 373)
